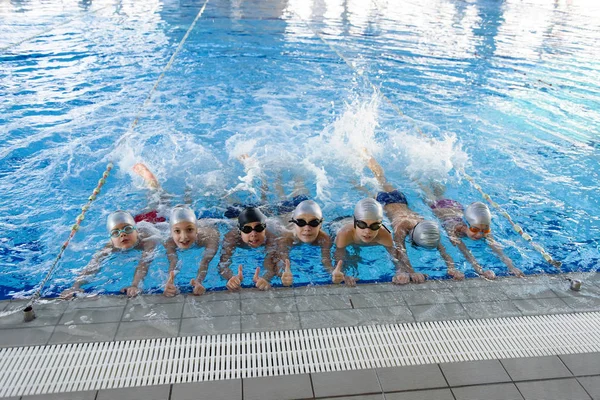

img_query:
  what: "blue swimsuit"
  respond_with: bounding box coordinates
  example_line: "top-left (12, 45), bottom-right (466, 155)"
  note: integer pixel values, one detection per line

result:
top-left (376, 190), bottom-right (408, 206)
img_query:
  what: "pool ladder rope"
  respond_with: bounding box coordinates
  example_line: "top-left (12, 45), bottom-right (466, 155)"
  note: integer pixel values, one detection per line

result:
top-left (294, 11), bottom-right (561, 269)
top-left (22, 0), bottom-right (210, 320)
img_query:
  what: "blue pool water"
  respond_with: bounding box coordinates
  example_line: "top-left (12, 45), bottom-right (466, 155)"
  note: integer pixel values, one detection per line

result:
top-left (1, 0), bottom-right (599, 300)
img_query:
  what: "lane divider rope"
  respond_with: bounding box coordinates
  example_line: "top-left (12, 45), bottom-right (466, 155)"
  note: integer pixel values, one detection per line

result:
top-left (292, 11), bottom-right (561, 268)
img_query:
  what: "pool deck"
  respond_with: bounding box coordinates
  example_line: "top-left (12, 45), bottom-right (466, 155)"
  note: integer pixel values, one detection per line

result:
top-left (1, 271), bottom-right (600, 399)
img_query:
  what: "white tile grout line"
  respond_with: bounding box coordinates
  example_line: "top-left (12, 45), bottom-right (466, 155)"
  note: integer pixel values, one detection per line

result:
top-left (1, 312), bottom-right (600, 397)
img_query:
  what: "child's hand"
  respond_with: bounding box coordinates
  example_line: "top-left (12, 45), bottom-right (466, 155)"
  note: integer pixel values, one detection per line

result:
top-left (60, 287), bottom-right (83, 300)
top-left (226, 265), bottom-right (244, 291)
top-left (281, 260), bottom-right (293, 287)
top-left (392, 273), bottom-right (410, 285)
top-left (121, 285), bottom-right (140, 297)
top-left (163, 271), bottom-right (178, 297)
top-left (509, 267), bottom-right (525, 278)
top-left (343, 275), bottom-right (358, 287)
top-left (409, 273), bottom-right (426, 284)
top-left (448, 269), bottom-right (465, 281)
top-left (481, 270), bottom-right (496, 280)
top-left (332, 261), bottom-right (344, 284)
top-left (253, 267), bottom-right (271, 291)
top-left (190, 279), bottom-right (206, 296)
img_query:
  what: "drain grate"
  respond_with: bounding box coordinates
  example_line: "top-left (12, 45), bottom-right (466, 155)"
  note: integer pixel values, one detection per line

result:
top-left (2, 312), bottom-right (600, 397)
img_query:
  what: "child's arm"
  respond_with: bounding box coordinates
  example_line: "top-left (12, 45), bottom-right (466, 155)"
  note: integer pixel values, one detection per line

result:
top-left (218, 229), bottom-right (246, 291)
top-left (190, 227), bottom-right (220, 295)
top-left (318, 232), bottom-right (334, 273)
top-left (60, 244), bottom-right (113, 299)
top-left (437, 243), bottom-right (464, 280)
top-left (454, 239), bottom-right (496, 279)
top-left (123, 238), bottom-right (157, 297)
top-left (486, 236), bottom-right (524, 277)
top-left (390, 227), bottom-right (414, 284)
top-left (263, 233), bottom-right (292, 286)
top-left (163, 239), bottom-right (179, 297)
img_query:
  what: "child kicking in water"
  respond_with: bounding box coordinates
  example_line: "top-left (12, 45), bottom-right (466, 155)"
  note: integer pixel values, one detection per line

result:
top-left (132, 163), bottom-right (220, 296)
top-left (421, 182), bottom-right (525, 278)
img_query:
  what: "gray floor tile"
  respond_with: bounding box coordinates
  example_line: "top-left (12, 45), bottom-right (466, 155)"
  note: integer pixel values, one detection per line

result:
top-left (295, 294), bottom-right (352, 312)
top-left (188, 291), bottom-right (241, 302)
top-left (115, 319), bottom-right (180, 340)
top-left (409, 303), bottom-right (469, 322)
top-left (501, 356), bottom-right (572, 381)
top-left (0, 300), bottom-right (8, 311)
top-left (241, 288), bottom-right (294, 299)
top-left (386, 389), bottom-right (454, 400)
top-left (243, 374), bottom-right (313, 400)
top-left (462, 300), bottom-right (522, 319)
top-left (400, 289), bottom-right (458, 306)
top-left (0, 326), bottom-right (54, 347)
top-left (349, 291), bottom-right (405, 308)
top-left (49, 322), bottom-right (119, 344)
top-left (517, 378), bottom-right (591, 400)
top-left (0, 304), bottom-right (64, 329)
top-left (65, 295), bottom-right (129, 309)
top-left (128, 294), bottom-right (185, 304)
top-left (242, 312), bottom-right (301, 333)
top-left (59, 306), bottom-right (124, 325)
top-left (180, 315), bottom-right (241, 336)
top-left (97, 384), bottom-right (170, 400)
top-left (511, 297), bottom-right (572, 315)
top-left (561, 295), bottom-right (600, 312)
top-left (451, 286), bottom-right (509, 303)
top-left (294, 284), bottom-right (361, 297)
top-left (183, 299), bottom-right (240, 317)
top-left (502, 284), bottom-right (558, 300)
top-left (578, 376), bottom-right (600, 400)
top-left (320, 395), bottom-right (385, 400)
top-left (241, 297), bottom-right (298, 315)
top-left (355, 283), bottom-right (398, 293)
top-left (121, 302), bottom-right (183, 321)
top-left (22, 391), bottom-right (97, 400)
top-left (172, 379), bottom-right (242, 400)
top-left (379, 305), bottom-right (416, 323)
top-left (560, 353), bottom-right (600, 376)
top-left (440, 360), bottom-right (511, 386)
top-left (300, 307), bottom-right (411, 329)
top-left (452, 383), bottom-right (524, 400)
top-left (377, 364), bottom-right (446, 392)
top-left (312, 369), bottom-right (381, 397)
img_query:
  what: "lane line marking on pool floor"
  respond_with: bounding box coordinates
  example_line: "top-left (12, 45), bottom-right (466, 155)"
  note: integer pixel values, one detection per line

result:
top-left (1, 312), bottom-right (600, 397)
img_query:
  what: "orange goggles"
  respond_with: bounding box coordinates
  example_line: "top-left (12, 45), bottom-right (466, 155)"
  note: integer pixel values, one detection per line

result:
top-left (468, 225), bottom-right (491, 234)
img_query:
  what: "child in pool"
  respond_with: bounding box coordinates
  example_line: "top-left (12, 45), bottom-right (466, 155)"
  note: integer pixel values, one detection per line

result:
top-left (335, 198), bottom-right (417, 284)
top-left (365, 156), bottom-right (464, 283)
top-left (60, 210), bottom-right (159, 299)
top-left (132, 163), bottom-right (220, 296)
top-left (421, 182), bottom-right (525, 278)
top-left (218, 207), bottom-right (290, 291)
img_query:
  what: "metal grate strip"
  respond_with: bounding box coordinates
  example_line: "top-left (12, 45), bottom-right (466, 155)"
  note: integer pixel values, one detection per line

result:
top-left (2, 312), bottom-right (600, 397)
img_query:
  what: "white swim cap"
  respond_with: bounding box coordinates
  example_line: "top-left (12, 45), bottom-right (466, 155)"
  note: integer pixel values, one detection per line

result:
top-left (293, 200), bottom-right (322, 219)
top-left (354, 198), bottom-right (383, 221)
top-left (106, 210), bottom-right (135, 232)
top-left (409, 220), bottom-right (440, 249)
top-left (465, 202), bottom-right (492, 226)
top-left (170, 204), bottom-right (197, 226)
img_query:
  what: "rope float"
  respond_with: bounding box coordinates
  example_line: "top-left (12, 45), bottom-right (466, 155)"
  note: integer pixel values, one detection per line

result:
top-left (293, 11), bottom-right (561, 268)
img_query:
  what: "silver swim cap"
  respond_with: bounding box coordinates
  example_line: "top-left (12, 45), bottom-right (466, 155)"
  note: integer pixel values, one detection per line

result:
top-left (170, 204), bottom-right (197, 226)
top-left (354, 198), bottom-right (383, 221)
top-left (293, 200), bottom-right (322, 219)
top-left (106, 210), bottom-right (135, 232)
top-left (409, 220), bottom-right (440, 249)
top-left (465, 202), bottom-right (492, 226)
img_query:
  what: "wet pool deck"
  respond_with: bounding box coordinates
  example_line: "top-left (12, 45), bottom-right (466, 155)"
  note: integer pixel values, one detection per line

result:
top-left (1, 272), bottom-right (599, 399)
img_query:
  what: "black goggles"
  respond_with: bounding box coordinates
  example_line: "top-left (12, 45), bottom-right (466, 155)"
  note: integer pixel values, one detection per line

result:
top-left (354, 218), bottom-right (382, 231)
top-left (289, 218), bottom-right (322, 228)
top-left (239, 223), bottom-right (266, 234)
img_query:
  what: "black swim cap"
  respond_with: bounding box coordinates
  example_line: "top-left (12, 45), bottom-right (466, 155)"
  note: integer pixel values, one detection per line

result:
top-left (238, 207), bottom-right (266, 228)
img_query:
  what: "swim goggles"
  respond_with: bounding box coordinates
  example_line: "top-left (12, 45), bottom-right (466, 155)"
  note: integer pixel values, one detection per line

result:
top-left (354, 218), bottom-right (382, 231)
top-left (289, 218), bottom-right (322, 228)
top-left (109, 225), bottom-right (136, 238)
top-left (240, 223), bottom-right (266, 234)
top-left (468, 225), bottom-right (491, 234)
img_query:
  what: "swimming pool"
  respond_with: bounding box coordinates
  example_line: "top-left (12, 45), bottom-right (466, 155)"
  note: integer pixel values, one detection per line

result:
top-left (1, 0), bottom-right (599, 300)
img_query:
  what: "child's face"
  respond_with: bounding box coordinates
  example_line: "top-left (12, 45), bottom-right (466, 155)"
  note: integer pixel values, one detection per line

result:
top-left (240, 222), bottom-right (266, 248)
top-left (171, 221), bottom-right (198, 249)
top-left (292, 213), bottom-right (322, 244)
top-left (466, 223), bottom-right (491, 240)
top-left (354, 218), bottom-right (381, 243)
top-left (110, 223), bottom-right (139, 250)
